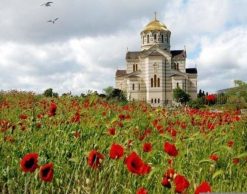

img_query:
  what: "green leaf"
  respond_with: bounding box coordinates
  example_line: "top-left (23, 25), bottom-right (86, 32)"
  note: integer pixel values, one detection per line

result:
top-left (69, 157), bottom-right (80, 163)
top-left (220, 145), bottom-right (233, 153)
top-left (199, 159), bottom-right (214, 164)
top-left (213, 169), bottom-right (224, 179)
top-left (160, 134), bottom-right (173, 141)
top-left (235, 152), bottom-right (247, 159)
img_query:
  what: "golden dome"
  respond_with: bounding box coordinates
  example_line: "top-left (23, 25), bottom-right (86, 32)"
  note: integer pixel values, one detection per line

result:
top-left (142, 19), bottom-right (169, 33)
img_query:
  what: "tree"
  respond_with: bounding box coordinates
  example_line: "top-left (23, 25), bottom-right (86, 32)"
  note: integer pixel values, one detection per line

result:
top-left (43, 88), bottom-right (53, 97)
top-left (103, 86), bottom-right (114, 97)
top-left (173, 88), bottom-right (190, 104)
top-left (234, 80), bottom-right (246, 87)
top-left (43, 88), bottom-right (59, 98)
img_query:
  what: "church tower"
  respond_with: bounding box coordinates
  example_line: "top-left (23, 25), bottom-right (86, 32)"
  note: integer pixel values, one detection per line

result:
top-left (140, 13), bottom-right (171, 51)
top-left (115, 14), bottom-right (198, 107)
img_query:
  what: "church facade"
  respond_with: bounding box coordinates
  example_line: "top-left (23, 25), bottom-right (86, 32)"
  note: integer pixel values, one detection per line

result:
top-left (115, 16), bottom-right (197, 107)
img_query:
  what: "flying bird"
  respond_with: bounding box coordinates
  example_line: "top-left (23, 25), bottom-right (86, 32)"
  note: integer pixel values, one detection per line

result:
top-left (47, 18), bottom-right (59, 24)
top-left (41, 2), bottom-right (54, 7)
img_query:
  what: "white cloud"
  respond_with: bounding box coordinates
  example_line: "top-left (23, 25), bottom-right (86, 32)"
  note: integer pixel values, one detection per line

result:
top-left (0, 31), bottom-right (138, 94)
top-left (1, 0), bottom-right (247, 94)
top-left (197, 27), bottom-right (247, 92)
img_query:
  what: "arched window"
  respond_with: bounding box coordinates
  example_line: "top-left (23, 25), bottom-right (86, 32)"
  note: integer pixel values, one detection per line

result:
top-left (154, 74), bottom-right (157, 87)
top-left (155, 99), bottom-right (157, 103)
top-left (158, 99), bottom-right (160, 103)
top-left (154, 34), bottom-right (157, 41)
top-left (133, 64), bottom-right (135, 72)
top-left (132, 84), bottom-right (135, 90)
top-left (161, 34), bottom-right (164, 43)
top-left (176, 63), bottom-right (179, 70)
top-left (158, 78), bottom-right (160, 87)
top-left (151, 99), bottom-right (153, 103)
top-left (135, 64), bottom-right (138, 71)
top-left (147, 35), bottom-right (149, 43)
top-left (151, 78), bottom-right (153, 88)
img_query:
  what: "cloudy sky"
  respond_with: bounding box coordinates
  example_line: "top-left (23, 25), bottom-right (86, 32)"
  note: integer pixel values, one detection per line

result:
top-left (0, 0), bottom-right (247, 94)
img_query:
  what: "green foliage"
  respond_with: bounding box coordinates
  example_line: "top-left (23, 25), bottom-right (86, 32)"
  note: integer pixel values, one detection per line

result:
top-left (188, 97), bottom-right (205, 109)
top-left (173, 87), bottom-right (190, 104)
top-left (216, 93), bottom-right (228, 105)
top-left (107, 88), bottom-right (127, 102)
top-left (43, 88), bottom-right (59, 98)
top-left (103, 86), bottom-right (114, 97)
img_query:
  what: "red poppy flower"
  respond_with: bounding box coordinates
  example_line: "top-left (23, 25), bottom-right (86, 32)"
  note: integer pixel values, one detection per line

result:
top-left (227, 140), bottom-right (234, 148)
top-left (74, 131), bottom-right (80, 138)
top-left (108, 127), bottom-right (116, 135)
top-left (167, 159), bottom-right (173, 166)
top-left (39, 163), bottom-right (54, 182)
top-left (209, 154), bottom-right (219, 161)
top-left (136, 187), bottom-right (148, 194)
top-left (233, 158), bottom-right (240, 164)
top-left (4, 135), bottom-right (14, 143)
top-left (143, 143), bottom-right (152, 152)
top-left (125, 152), bottom-right (151, 175)
top-left (71, 112), bottom-right (80, 123)
top-left (164, 142), bottom-right (178, 157)
top-left (19, 114), bottom-right (28, 120)
top-left (161, 177), bottom-right (171, 188)
top-left (20, 153), bottom-right (39, 173)
top-left (206, 94), bottom-right (216, 102)
top-left (87, 150), bottom-right (104, 169)
top-left (194, 181), bottom-right (211, 194)
top-left (118, 114), bottom-right (125, 120)
top-left (164, 168), bottom-right (175, 179)
top-left (48, 101), bottom-right (57, 116)
top-left (109, 144), bottom-right (124, 159)
top-left (174, 175), bottom-right (190, 193)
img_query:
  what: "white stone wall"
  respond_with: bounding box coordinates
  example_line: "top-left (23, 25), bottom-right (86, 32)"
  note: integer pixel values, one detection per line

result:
top-left (141, 31), bottom-right (170, 51)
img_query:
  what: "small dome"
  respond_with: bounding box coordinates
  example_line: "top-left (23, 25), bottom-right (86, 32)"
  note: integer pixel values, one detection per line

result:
top-left (142, 19), bottom-right (169, 33)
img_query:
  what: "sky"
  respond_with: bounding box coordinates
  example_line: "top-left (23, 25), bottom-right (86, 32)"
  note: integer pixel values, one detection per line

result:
top-left (0, 0), bottom-right (247, 95)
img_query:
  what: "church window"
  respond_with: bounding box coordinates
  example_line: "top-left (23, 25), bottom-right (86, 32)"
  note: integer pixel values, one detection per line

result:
top-left (147, 35), bottom-right (149, 43)
top-left (154, 34), bottom-right (157, 41)
top-left (161, 34), bottom-right (164, 43)
top-left (136, 64), bottom-right (138, 71)
top-left (176, 63), bottom-right (179, 70)
top-left (177, 83), bottom-right (179, 88)
top-left (151, 99), bottom-right (153, 103)
top-left (158, 78), bottom-right (160, 87)
top-left (154, 74), bottom-right (157, 87)
top-left (133, 64), bottom-right (135, 72)
top-left (132, 84), bottom-right (135, 90)
top-left (158, 98), bottom-right (160, 103)
top-left (151, 78), bottom-right (153, 87)
top-left (155, 99), bottom-right (157, 103)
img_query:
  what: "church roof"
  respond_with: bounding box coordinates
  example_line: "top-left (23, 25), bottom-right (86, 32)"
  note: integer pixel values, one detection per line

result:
top-left (115, 70), bottom-right (126, 77)
top-left (171, 50), bottom-right (186, 60)
top-left (126, 52), bottom-right (140, 60)
top-left (142, 19), bottom-right (169, 33)
top-left (186, 68), bottom-right (197, 74)
top-left (149, 50), bottom-right (164, 56)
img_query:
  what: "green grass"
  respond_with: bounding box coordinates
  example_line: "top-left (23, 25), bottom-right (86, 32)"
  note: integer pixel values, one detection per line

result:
top-left (0, 91), bottom-right (247, 194)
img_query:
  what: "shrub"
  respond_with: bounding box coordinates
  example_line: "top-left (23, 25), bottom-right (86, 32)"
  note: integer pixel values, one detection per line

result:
top-left (188, 98), bottom-right (205, 109)
top-left (173, 88), bottom-right (190, 104)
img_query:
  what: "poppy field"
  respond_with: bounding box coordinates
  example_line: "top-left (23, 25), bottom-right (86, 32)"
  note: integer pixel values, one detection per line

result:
top-left (0, 91), bottom-right (247, 194)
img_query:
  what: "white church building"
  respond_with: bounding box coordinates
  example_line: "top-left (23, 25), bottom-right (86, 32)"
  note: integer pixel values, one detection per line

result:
top-left (115, 16), bottom-right (197, 107)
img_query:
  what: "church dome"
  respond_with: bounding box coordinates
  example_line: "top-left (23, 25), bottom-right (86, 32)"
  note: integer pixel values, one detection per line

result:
top-left (142, 19), bottom-right (169, 33)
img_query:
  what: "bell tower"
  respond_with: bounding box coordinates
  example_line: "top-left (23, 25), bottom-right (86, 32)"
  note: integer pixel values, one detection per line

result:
top-left (140, 13), bottom-right (171, 51)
